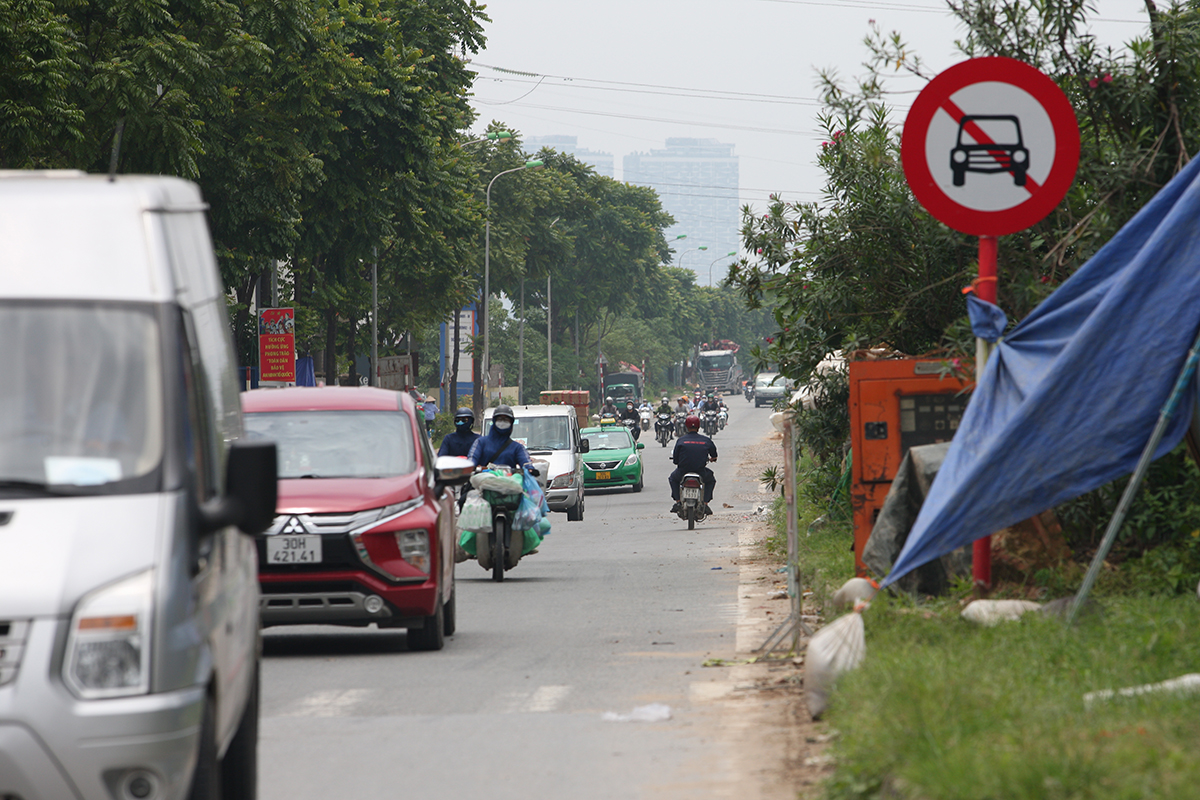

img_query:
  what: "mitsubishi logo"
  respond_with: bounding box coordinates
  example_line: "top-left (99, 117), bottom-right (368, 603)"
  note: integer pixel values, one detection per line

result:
top-left (282, 516), bottom-right (308, 534)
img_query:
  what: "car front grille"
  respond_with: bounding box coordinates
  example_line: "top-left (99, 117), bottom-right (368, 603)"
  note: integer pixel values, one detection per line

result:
top-left (587, 460), bottom-right (622, 471)
top-left (0, 620), bottom-right (30, 687)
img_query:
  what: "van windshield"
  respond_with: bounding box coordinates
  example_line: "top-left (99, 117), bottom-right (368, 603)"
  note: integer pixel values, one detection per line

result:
top-left (484, 415), bottom-right (572, 451)
top-left (0, 303), bottom-right (165, 494)
top-left (244, 410), bottom-right (416, 479)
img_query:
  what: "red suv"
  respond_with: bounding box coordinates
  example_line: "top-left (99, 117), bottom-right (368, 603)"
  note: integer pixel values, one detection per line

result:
top-left (241, 387), bottom-right (460, 650)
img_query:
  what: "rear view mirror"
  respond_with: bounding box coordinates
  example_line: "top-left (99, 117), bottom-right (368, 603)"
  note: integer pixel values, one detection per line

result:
top-left (201, 439), bottom-right (278, 534)
top-left (579, 439), bottom-right (590, 453)
top-left (434, 455), bottom-right (474, 485)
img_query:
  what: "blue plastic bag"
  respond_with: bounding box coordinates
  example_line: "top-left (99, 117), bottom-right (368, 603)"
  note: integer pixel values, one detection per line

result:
top-left (514, 491), bottom-right (541, 532)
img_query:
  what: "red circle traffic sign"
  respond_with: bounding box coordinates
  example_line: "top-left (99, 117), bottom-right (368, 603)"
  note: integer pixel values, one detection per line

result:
top-left (902, 57), bottom-right (1079, 236)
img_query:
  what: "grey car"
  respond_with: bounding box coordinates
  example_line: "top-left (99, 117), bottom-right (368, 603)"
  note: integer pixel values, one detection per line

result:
top-left (753, 372), bottom-right (794, 407)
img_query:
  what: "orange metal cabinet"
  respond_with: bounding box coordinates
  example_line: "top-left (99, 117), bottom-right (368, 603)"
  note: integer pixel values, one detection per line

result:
top-left (848, 360), bottom-right (971, 575)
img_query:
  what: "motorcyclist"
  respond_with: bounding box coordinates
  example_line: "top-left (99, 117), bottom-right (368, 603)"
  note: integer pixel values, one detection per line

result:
top-left (701, 392), bottom-right (722, 414)
top-left (438, 407), bottom-right (480, 457)
top-left (599, 395), bottom-right (619, 419)
top-left (669, 414), bottom-right (717, 516)
top-left (439, 408), bottom-right (480, 509)
top-left (656, 396), bottom-right (673, 415)
top-left (467, 405), bottom-right (537, 473)
top-left (619, 400), bottom-right (641, 441)
top-left (674, 396), bottom-right (690, 415)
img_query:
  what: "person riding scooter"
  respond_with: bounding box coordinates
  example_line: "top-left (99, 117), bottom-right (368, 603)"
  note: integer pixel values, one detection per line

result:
top-left (438, 407), bottom-right (480, 458)
top-left (599, 395), bottom-right (619, 419)
top-left (619, 400), bottom-right (641, 441)
top-left (656, 396), bottom-right (673, 416)
top-left (467, 405), bottom-right (538, 473)
top-left (669, 414), bottom-right (717, 516)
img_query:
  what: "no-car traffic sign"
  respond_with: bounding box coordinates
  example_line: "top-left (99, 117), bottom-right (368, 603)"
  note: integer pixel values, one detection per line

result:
top-left (902, 57), bottom-right (1080, 236)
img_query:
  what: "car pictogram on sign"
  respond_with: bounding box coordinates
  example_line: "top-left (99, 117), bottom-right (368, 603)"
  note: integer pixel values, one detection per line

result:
top-left (950, 115), bottom-right (1029, 187)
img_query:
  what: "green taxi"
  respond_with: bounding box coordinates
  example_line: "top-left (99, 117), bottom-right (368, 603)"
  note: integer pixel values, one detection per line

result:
top-left (581, 424), bottom-right (645, 492)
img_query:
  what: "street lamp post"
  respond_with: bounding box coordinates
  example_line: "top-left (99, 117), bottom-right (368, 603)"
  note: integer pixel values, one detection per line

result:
top-left (677, 245), bottom-right (708, 270)
top-left (483, 159), bottom-right (543, 410)
top-left (708, 251), bottom-right (738, 286)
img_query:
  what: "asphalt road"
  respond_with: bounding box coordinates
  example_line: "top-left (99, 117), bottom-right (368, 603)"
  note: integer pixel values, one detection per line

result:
top-left (259, 398), bottom-right (777, 799)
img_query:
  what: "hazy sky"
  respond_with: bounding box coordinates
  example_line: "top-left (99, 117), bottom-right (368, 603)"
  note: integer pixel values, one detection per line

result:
top-left (468, 0), bottom-right (1151, 217)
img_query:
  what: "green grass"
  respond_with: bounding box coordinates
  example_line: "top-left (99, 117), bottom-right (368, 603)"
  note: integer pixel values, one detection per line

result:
top-left (772, 458), bottom-right (1200, 799)
top-left (821, 593), bottom-right (1200, 800)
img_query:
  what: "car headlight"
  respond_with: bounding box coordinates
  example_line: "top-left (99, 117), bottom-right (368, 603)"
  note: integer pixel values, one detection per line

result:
top-left (550, 472), bottom-right (575, 488)
top-left (64, 570), bottom-right (153, 699)
top-left (623, 453), bottom-right (639, 467)
top-left (396, 530), bottom-right (430, 574)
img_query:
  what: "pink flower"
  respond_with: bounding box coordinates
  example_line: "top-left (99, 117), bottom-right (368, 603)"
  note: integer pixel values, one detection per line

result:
top-left (951, 358), bottom-right (961, 368)
top-left (1040, 275), bottom-right (1050, 284)
top-left (756, 248), bottom-right (763, 254)
top-left (1103, 73), bottom-right (1113, 83)
top-left (1088, 78), bottom-right (1099, 88)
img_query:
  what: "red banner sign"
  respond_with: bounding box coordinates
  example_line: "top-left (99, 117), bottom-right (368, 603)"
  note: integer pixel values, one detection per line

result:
top-left (258, 308), bottom-right (296, 383)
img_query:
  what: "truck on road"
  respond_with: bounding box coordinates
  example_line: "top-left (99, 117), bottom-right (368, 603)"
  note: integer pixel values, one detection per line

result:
top-left (696, 344), bottom-right (744, 395)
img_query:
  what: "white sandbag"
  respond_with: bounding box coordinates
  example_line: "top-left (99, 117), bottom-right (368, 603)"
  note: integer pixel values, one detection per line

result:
top-left (805, 607), bottom-right (867, 720)
top-left (470, 470), bottom-right (523, 494)
top-left (831, 577), bottom-right (878, 611)
top-left (960, 599), bottom-right (1042, 626)
top-left (457, 493), bottom-right (493, 534)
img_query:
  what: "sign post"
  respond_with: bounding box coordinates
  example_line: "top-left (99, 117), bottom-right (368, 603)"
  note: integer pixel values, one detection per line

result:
top-left (902, 56), bottom-right (1079, 589)
top-left (258, 307), bottom-right (296, 386)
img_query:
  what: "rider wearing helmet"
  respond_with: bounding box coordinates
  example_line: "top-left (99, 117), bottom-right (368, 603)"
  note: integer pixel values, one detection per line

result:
top-left (669, 414), bottom-right (717, 515)
top-left (468, 405), bottom-right (536, 473)
top-left (701, 392), bottom-right (721, 414)
top-left (619, 400), bottom-right (641, 440)
top-left (438, 407), bottom-right (480, 457)
top-left (599, 395), bottom-right (619, 418)
top-left (674, 396), bottom-right (690, 414)
top-left (656, 396), bottom-right (673, 415)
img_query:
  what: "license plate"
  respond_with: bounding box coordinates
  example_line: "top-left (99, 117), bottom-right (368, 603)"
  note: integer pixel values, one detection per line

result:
top-left (595, 471), bottom-right (611, 480)
top-left (682, 487), bottom-right (701, 499)
top-left (267, 535), bottom-right (322, 564)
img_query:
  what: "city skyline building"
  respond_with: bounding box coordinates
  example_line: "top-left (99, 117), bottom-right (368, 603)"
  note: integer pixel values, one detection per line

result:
top-left (623, 138), bottom-right (740, 286)
top-left (524, 135), bottom-right (614, 178)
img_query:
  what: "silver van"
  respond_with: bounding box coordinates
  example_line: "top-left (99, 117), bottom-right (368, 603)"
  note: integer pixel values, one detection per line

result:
top-left (0, 173), bottom-right (277, 800)
top-left (481, 405), bottom-right (588, 520)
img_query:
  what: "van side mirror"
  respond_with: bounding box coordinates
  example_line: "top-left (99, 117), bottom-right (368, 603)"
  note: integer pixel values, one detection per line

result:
top-left (579, 439), bottom-right (589, 453)
top-left (200, 439), bottom-right (278, 535)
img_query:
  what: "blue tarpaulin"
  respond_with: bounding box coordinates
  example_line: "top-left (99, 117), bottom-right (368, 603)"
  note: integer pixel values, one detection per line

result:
top-left (883, 155), bottom-right (1200, 588)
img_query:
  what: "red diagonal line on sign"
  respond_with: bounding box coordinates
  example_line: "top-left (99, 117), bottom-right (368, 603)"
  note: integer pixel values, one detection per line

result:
top-left (942, 98), bottom-right (1040, 194)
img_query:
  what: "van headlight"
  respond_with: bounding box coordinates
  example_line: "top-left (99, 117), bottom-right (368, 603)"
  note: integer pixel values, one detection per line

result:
top-left (550, 472), bottom-right (576, 489)
top-left (64, 570), bottom-right (153, 699)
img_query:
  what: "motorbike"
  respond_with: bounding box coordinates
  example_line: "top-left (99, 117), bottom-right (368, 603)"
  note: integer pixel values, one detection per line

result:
top-left (702, 409), bottom-right (719, 436)
top-left (674, 411), bottom-right (687, 437)
top-left (639, 407), bottom-right (652, 432)
top-left (717, 406), bottom-right (728, 430)
top-left (622, 416), bottom-right (641, 441)
top-left (676, 472), bottom-right (709, 530)
top-left (654, 412), bottom-right (673, 447)
top-left (744, 383), bottom-right (754, 402)
top-left (474, 465), bottom-right (540, 582)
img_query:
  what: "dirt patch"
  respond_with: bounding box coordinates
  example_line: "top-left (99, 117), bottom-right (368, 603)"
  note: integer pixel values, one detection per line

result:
top-left (685, 432), bottom-right (835, 799)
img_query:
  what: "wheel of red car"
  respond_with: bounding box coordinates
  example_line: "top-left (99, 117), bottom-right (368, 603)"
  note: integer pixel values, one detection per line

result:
top-left (408, 593), bottom-right (445, 651)
top-left (442, 590), bottom-right (456, 637)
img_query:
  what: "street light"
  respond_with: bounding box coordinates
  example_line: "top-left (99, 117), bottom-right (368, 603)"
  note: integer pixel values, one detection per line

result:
top-left (463, 130), bottom-right (514, 146)
top-left (483, 159), bottom-right (544, 408)
top-left (708, 251), bottom-right (738, 286)
top-left (677, 245), bottom-right (708, 270)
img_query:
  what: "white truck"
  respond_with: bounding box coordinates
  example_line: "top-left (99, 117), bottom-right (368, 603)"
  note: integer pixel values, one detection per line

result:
top-left (696, 347), bottom-right (744, 395)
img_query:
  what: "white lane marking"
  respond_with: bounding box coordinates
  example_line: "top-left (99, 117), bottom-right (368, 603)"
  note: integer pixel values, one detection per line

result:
top-left (282, 689), bottom-right (371, 717)
top-left (525, 684), bottom-right (570, 713)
